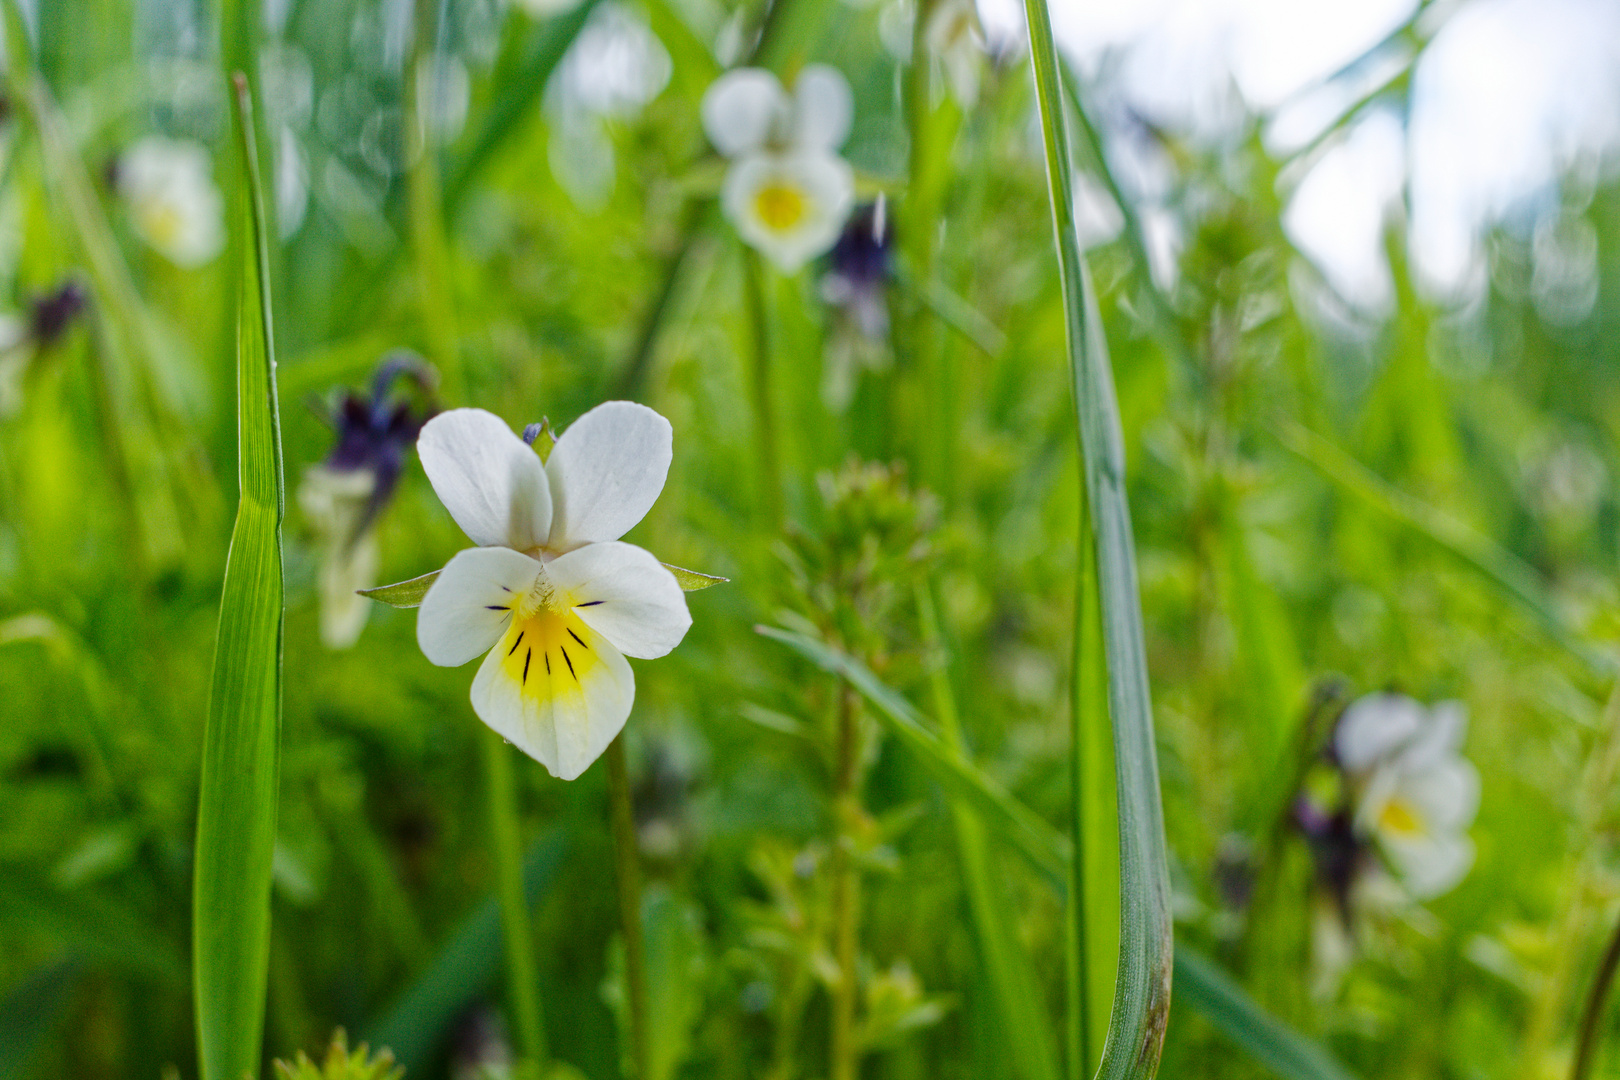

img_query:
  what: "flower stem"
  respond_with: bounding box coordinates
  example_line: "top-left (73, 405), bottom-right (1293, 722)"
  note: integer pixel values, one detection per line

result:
top-left (606, 734), bottom-right (650, 1080)
top-left (406, 0), bottom-right (464, 403)
top-left (829, 682), bottom-right (860, 1080)
top-left (742, 248), bottom-right (783, 525)
top-left (480, 726), bottom-right (548, 1066)
top-left (1572, 910), bottom-right (1620, 1080)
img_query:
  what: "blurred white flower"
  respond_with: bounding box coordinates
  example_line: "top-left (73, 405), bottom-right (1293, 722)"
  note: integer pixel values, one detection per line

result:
top-left (118, 136), bottom-right (225, 268)
top-left (515, 0), bottom-right (583, 16)
top-left (300, 465), bottom-right (380, 649)
top-left (926, 0), bottom-right (986, 107)
top-left (300, 356), bottom-right (435, 649)
top-left (415, 404), bottom-right (691, 780)
top-left (702, 65), bottom-right (856, 272)
top-left (1334, 693), bottom-right (1480, 900)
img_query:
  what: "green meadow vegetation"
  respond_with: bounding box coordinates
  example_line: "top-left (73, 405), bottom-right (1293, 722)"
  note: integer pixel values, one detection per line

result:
top-left (1, 1), bottom-right (1619, 1079)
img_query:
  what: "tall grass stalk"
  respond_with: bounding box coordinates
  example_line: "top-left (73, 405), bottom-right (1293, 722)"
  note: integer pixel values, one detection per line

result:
top-left (1021, 0), bottom-right (1174, 1074)
top-left (829, 683), bottom-right (861, 1080)
top-left (192, 75), bottom-right (285, 1080)
top-left (406, 0), bottom-right (464, 403)
top-left (742, 249), bottom-right (783, 524)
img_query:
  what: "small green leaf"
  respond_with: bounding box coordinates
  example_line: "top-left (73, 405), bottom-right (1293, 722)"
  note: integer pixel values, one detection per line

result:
top-left (662, 563), bottom-right (728, 591)
top-left (359, 571), bottom-right (441, 608)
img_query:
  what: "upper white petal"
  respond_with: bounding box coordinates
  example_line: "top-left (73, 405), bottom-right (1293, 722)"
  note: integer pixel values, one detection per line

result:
top-left (416, 547), bottom-right (542, 666)
top-left (721, 150), bottom-right (855, 273)
top-left (547, 541), bottom-right (692, 659)
top-left (418, 408), bottom-right (553, 550)
top-left (702, 68), bottom-right (788, 157)
top-left (1399, 700), bottom-right (1468, 771)
top-left (1334, 692), bottom-right (1424, 773)
top-left (470, 620), bottom-right (635, 780)
top-left (545, 401), bottom-right (673, 549)
top-left (791, 64), bottom-right (853, 151)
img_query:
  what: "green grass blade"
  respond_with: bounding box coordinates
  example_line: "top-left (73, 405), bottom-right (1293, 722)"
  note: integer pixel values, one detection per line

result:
top-left (363, 828), bottom-right (570, 1071)
top-left (192, 75), bottom-right (286, 1080)
top-left (1022, 0), bottom-right (1175, 1074)
top-left (1275, 421), bottom-right (1615, 676)
top-left (757, 625), bottom-right (1070, 886)
top-left (1173, 951), bottom-right (1361, 1080)
top-left (759, 628), bottom-right (1362, 1080)
top-left (0, 959), bottom-right (81, 1080)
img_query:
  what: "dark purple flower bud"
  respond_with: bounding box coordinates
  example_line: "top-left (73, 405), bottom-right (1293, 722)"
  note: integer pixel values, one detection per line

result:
top-left (321, 351), bottom-right (438, 546)
top-left (29, 280), bottom-right (88, 349)
top-left (1294, 797), bottom-right (1368, 927)
top-left (821, 201), bottom-right (894, 340)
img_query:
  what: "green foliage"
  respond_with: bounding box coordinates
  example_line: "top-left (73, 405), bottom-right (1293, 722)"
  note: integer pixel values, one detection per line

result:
top-left (2, 0), bottom-right (1619, 1078)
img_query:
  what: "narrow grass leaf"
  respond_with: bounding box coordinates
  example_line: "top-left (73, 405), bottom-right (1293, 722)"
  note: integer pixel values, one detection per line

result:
top-left (192, 77), bottom-right (286, 1080)
top-left (363, 828), bottom-right (570, 1072)
top-left (1023, 0), bottom-right (1175, 1074)
top-left (757, 625), bottom-right (1070, 887)
top-left (1173, 950), bottom-right (1361, 1080)
top-left (760, 628), bottom-right (1362, 1080)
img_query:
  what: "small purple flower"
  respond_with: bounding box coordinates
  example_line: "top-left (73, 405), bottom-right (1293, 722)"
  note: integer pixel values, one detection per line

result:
top-left (30, 280), bottom-right (88, 349)
top-left (820, 201), bottom-right (894, 341)
top-left (1294, 797), bottom-right (1368, 928)
top-left (321, 353), bottom-right (438, 546)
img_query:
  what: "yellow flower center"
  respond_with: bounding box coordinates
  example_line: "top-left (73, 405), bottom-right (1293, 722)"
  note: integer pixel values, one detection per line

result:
top-left (496, 604), bottom-right (605, 702)
top-left (754, 182), bottom-right (808, 232)
top-left (1378, 797), bottom-right (1424, 837)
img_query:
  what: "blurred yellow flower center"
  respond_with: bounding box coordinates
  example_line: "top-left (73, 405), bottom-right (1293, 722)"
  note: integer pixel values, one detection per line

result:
top-left (138, 200), bottom-right (186, 248)
top-left (1378, 797), bottom-right (1423, 837)
top-left (754, 182), bottom-right (808, 231)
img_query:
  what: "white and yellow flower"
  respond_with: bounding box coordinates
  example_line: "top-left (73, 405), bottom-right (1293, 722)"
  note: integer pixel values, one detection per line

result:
top-left (702, 65), bottom-right (856, 273)
top-left (414, 403), bottom-right (691, 780)
top-left (118, 136), bottom-right (225, 268)
top-left (1334, 693), bottom-right (1480, 900)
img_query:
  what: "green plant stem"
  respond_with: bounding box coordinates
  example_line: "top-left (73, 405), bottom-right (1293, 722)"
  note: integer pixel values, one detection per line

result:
top-left (606, 734), bottom-right (650, 1080)
top-left (742, 248), bottom-right (782, 525)
top-left (830, 683), bottom-right (861, 1080)
top-left (481, 727), bottom-right (548, 1066)
top-left (1572, 912), bottom-right (1620, 1080)
top-left (613, 203), bottom-right (703, 402)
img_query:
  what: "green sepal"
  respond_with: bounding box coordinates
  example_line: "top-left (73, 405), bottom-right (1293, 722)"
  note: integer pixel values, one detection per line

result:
top-left (661, 563), bottom-right (728, 591)
top-left (358, 571), bottom-right (440, 608)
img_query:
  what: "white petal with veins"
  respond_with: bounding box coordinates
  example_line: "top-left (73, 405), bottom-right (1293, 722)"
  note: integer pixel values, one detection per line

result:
top-left (702, 68), bottom-right (788, 157)
top-left (546, 401), bottom-right (672, 549)
top-left (416, 546), bottom-right (542, 667)
top-left (419, 408), bottom-right (554, 550)
top-left (548, 541), bottom-right (691, 658)
top-left (471, 616), bottom-right (635, 780)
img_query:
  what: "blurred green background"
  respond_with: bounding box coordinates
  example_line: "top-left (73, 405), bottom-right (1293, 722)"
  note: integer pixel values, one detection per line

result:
top-left (2, 0), bottom-right (1620, 1077)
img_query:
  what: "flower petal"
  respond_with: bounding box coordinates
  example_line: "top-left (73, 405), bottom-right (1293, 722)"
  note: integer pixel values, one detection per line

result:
top-left (545, 401), bottom-right (673, 549)
top-left (418, 408), bottom-right (553, 549)
top-left (721, 150), bottom-right (855, 273)
top-left (471, 614), bottom-right (635, 780)
top-left (791, 64), bottom-right (852, 151)
top-left (1382, 829), bottom-right (1475, 900)
top-left (1400, 757), bottom-right (1480, 834)
top-left (547, 541), bottom-right (692, 659)
top-left (1333, 692), bottom-right (1424, 773)
top-left (702, 68), bottom-right (787, 157)
top-left (416, 547), bottom-right (542, 666)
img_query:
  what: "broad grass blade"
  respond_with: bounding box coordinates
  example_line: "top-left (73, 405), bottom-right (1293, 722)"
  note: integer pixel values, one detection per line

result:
top-left (192, 77), bottom-right (286, 1080)
top-left (759, 628), bottom-right (1363, 1080)
top-left (1022, 0), bottom-right (1174, 1074)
